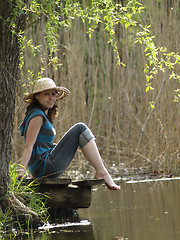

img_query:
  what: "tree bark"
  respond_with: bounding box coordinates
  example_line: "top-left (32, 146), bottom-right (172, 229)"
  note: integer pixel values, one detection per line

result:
top-left (0, 0), bottom-right (19, 204)
top-left (0, 0), bottom-right (43, 229)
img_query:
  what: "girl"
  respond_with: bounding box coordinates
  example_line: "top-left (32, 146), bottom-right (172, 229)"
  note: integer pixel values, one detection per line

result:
top-left (18, 77), bottom-right (120, 190)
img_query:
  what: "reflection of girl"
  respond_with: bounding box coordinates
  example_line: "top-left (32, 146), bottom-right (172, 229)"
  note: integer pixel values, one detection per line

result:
top-left (17, 78), bottom-right (120, 190)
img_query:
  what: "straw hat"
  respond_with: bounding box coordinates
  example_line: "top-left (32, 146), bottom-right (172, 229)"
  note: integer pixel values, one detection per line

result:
top-left (23, 77), bottom-right (69, 103)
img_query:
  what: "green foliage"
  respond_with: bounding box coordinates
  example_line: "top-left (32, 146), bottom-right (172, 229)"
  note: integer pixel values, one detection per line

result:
top-left (0, 208), bottom-right (12, 232)
top-left (5, 0), bottom-right (180, 101)
top-left (4, 162), bottom-right (48, 226)
top-left (0, 162), bottom-right (48, 232)
top-left (10, 163), bottom-right (48, 218)
top-left (7, 0), bottom-right (145, 75)
top-left (135, 24), bottom-right (180, 104)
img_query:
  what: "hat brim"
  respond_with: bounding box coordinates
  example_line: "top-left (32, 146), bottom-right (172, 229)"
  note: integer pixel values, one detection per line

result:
top-left (23, 86), bottom-right (70, 103)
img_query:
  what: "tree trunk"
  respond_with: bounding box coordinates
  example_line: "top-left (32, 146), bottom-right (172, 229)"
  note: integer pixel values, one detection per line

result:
top-left (0, 0), bottom-right (43, 229)
top-left (0, 0), bottom-right (18, 205)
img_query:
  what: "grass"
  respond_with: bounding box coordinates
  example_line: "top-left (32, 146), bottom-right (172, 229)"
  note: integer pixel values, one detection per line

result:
top-left (9, 162), bottom-right (48, 220)
top-left (0, 162), bottom-right (49, 233)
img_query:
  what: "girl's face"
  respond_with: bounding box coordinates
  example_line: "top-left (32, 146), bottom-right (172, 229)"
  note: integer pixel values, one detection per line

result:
top-left (35, 89), bottom-right (57, 110)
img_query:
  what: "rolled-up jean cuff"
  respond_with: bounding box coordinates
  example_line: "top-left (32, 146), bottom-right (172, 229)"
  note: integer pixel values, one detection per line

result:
top-left (79, 128), bottom-right (95, 148)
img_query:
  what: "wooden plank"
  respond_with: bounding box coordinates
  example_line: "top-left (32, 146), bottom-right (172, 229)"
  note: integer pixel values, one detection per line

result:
top-left (39, 184), bottom-right (92, 209)
top-left (38, 178), bottom-right (72, 185)
top-left (23, 178), bottom-right (72, 185)
top-left (72, 179), bottom-right (105, 187)
top-left (23, 178), bottom-right (105, 186)
top-left (22, 178), bottom-right (105, 211)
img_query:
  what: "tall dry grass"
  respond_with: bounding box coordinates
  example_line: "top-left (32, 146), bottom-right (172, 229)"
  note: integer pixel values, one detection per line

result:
top-left (13, 0), bottom-right (180, 177)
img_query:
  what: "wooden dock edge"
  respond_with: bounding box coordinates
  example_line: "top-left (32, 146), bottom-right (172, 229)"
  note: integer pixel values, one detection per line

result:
top-left (22, 178), bottom-right (105, 210)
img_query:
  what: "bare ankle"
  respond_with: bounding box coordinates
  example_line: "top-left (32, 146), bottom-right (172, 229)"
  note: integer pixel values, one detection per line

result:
top-left (95, 169), bottom-right (109, 180)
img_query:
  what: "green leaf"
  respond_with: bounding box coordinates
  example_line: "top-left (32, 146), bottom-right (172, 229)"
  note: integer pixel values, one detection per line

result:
top-left (149, 101), bottom-right (155, 109)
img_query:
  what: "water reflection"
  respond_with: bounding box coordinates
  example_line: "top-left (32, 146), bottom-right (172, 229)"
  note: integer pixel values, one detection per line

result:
top-left (78, 179), bottom-right (180, 240)
top-left (9, 223), bottom-right (95, 240)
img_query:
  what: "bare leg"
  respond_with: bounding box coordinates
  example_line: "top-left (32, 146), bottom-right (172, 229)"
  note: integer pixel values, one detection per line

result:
top-left (81, 139), bottom-right (120, 190)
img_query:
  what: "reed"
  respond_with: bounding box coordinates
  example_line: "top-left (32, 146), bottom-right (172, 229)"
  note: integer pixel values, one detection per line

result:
top-left (13, 0), bottom-right (180, 176)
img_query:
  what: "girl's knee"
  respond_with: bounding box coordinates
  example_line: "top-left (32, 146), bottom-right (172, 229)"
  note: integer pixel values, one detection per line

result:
top-left (74, 122), bottom-right (88, 132)
top-left (79, 124), bottom-right (95, 148)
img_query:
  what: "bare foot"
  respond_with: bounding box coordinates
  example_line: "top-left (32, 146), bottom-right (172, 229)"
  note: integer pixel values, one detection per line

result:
top-left (95, 171), bottom-right (120, 190)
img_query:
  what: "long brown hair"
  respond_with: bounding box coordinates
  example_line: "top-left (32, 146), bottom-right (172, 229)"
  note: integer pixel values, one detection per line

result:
top-left (26, 95), bottom-right (58, 123)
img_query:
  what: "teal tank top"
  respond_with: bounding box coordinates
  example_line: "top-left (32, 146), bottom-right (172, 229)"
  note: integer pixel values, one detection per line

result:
top-left (19, 108), bottom-right (56, 178)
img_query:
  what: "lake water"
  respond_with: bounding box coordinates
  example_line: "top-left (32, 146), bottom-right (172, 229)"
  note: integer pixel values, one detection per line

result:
top-left (8, 177), bottom-right (180, 240)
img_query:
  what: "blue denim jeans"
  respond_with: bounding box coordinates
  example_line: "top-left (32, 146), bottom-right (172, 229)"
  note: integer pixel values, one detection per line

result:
top-left (44, 122), bottom-right (95, 178)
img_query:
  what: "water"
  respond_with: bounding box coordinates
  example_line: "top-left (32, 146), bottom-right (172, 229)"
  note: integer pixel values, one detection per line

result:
top-left (79, 177), bottom-right (180, 240)
top-left (6, 178), bottom-right (180, 240)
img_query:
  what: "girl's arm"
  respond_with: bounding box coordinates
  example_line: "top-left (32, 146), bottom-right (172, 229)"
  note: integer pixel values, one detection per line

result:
top-left (17, 116), bottom-right (43, 178)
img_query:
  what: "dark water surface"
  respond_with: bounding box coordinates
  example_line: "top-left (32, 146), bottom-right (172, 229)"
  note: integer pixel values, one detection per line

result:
top-left (6, 178), bottom-right (180, 240)
top-left (79, 178), bottom-right (180, 240)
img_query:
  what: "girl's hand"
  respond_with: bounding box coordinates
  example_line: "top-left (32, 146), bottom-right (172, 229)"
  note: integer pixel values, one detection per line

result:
top-left (16, 167), bottom-right (26, 180)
